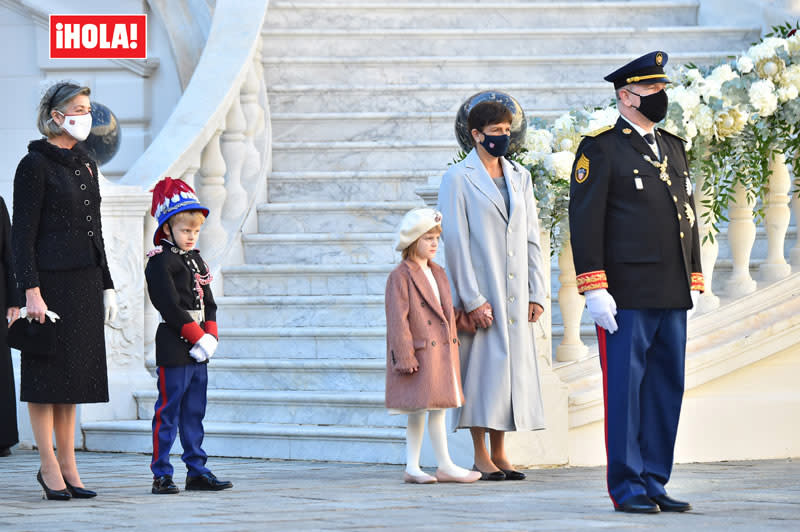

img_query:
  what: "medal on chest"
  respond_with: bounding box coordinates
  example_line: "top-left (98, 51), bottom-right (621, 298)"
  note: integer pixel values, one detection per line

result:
top-left (642, 154), bottom-right (671, 186)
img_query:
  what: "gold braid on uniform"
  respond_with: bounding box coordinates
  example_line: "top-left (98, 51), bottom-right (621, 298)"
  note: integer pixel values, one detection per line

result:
top-left (691, 272), bottom-right (705, 292)
top-left (576, 270), bottom-right (609, 293)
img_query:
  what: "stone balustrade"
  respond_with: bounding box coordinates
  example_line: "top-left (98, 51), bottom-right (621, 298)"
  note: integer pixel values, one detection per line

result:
top-left (417, 153), bottom-right (797, 365)
top-left (114, 0), bottom-right (271, 369)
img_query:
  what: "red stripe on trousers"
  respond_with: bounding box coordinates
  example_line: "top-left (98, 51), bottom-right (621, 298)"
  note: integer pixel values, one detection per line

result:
top-left (150, 366), bottom-right (168, 472)
top-left (596, 325), bottom-right (618, 506)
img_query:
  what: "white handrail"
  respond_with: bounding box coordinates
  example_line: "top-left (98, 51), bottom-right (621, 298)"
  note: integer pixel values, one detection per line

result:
top-left (119, 0), bottom-right (270, 189)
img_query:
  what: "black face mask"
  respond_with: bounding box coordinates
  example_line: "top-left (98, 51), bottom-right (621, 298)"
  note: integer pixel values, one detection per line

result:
top-left (629, 88), bottom-right (669, 123)
top-left (479, 132), bottom-right (511, 158)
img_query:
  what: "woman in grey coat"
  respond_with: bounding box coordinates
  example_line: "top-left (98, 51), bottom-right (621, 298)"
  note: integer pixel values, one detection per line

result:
top-left (438, 101), bottom-right (547, 480)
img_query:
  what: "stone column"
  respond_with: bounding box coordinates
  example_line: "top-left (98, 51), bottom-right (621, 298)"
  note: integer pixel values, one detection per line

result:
top-left (555, 238), bottom-right (588, 361)
top-left (695, 172), bottom-right (720, 313)
top-left (724, 181), bottom-right (758, 297)
top-left (760, 152), bottom-right (792, 282)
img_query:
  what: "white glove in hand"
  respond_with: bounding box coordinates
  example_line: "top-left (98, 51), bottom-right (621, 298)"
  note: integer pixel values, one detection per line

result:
top-left (189, 344), bottom-right (208, 363)
top-left (687, 290), bottom-right (701, 320)
top-left (584, 288), bottom-right (618, 334)
top-left (193, 333), bottom-right (219, 361)
top-left (103, 289), bottom-right (119, 324)
top-left (19, 307), bottom-right (61, 323)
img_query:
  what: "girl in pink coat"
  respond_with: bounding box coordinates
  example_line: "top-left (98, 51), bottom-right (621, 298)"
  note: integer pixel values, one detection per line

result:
top-left (385, 208), bottom-right (481, 484)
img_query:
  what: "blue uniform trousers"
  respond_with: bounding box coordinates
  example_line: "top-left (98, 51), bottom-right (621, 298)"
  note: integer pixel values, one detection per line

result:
top-left (150, 363), bottom-right (211, 478)
top-left (596, 308), bottom-right (686, 506)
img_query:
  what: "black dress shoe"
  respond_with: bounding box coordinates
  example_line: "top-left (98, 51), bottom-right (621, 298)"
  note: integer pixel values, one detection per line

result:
top-left (0, 447), bottom-right (11, 457)
top-left (64, 478), bottom-right (97, 499)
top-left (471, 465), bottom-right (506, 481)
top-left (37, 470), bottom-right (71, 501)
top-left (651, 493), bottom-right (692, 512)
top-left (499, 468), bottom-right (526, 481)
top-left (614, 494), bottom-right (660, 513)
top-left (185, 472), bottom-right (233, 491)
top-left (152, 475), bottom-right (180, 494)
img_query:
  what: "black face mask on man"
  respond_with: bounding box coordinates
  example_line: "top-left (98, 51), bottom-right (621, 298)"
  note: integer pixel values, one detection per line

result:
top-left (478, 132), bottom-right (511, 158)
top-left (627, 88), bottom-right (669, 123)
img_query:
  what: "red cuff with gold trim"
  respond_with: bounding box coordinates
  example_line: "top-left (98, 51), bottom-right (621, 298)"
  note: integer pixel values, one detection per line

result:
top-left (691, 272), bottom-right (705, 292)
top-left (576, 270), bottom-right (609, 293)
top-left (181, 322), bottom-right (205, 344)
top-left (204, 321), bottom-right (218, 339)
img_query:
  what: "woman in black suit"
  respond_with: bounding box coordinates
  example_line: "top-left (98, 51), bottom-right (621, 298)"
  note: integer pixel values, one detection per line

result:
top-left (12, 82), bottom-right (118, 500)
top-left (0, 197), bottom-right (21, 457)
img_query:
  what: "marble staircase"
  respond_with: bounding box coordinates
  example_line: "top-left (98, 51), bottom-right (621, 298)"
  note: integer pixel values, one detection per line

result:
top-left (85, 1), bottom-right (761, 463)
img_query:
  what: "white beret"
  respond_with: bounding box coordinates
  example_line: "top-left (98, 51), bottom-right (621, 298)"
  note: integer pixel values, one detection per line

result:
top-left (394, 207), bottom-right (443, 251)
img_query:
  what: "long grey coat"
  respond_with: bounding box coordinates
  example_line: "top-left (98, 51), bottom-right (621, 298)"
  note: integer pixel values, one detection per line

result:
top-left (438, 148), bottom-right (547, 432)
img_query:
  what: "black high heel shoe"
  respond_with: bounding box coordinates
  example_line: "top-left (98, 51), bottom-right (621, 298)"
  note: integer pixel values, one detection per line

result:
top-left (64, 478), bottom-right (97, 499)
top-left (37, 470), bottom-right (71, 501)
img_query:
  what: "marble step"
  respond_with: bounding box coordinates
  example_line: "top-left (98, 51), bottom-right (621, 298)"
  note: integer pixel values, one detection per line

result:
top-left (243, 232), bottom-right (398, 265)
top-left (272, 140), bottom-right (457, 172)
top-left (268, 170), bottom-right (434, 202)
top-left (265, 1), bottom-right (699, 30)
top-left (215, 295), bottom-right (386, 327)
top-left (83, 419), bottom-right (407, 463)
top-left (205, 358), bottom-right (385, 391)
top-left (134, 389), bottom-right (399, 427)
top-left (218, 326), bottom-right (386, 358)
top-left (272, 110), bottom-right (563, 143)
top-left (263, 26), bottom-right (756, 58)
top-left (256, 200), bottom-right (421, 233)
top-left (223, 263), bottom-right (393, 296)
top-left (268, 82), bottom-right (610, 114)
top-left (263, 51), bottom-right (739, 86)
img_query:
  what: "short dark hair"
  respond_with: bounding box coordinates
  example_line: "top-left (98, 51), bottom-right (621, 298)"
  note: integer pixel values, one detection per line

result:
top-left (467, 101), bottom-right (513, 137)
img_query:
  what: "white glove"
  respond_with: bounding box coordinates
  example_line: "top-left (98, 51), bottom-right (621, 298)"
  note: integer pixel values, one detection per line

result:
top-left (19, 307), bottom-right (61, 323)
top-left (103, 289), bottom-right (119, 324)
top-left (189, 344), bottom-right (208, 362)
top-left (584, 288), bottom-right (618, 334)
top-left (192, 333), bottom-right (218, 361)
top-left (687, 290), bottom-right (701, 320)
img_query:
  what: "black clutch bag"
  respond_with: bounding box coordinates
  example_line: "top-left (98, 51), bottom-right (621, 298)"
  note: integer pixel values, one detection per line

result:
top-left (8, 318), bottom-right (58, 357)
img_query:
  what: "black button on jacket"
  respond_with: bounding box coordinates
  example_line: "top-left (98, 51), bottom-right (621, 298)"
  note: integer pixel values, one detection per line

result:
top-left (11, 139), bottom-right (113, 291)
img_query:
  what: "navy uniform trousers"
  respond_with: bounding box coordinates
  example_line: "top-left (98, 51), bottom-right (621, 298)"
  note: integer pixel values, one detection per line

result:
top-left (596, 308), bottom-right (686, 506)
top-left (150, 362), bottom-right (211, 478)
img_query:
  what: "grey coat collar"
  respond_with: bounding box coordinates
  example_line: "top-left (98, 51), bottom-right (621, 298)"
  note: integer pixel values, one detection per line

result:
top-left (462, 148), bottom-right (520, 221)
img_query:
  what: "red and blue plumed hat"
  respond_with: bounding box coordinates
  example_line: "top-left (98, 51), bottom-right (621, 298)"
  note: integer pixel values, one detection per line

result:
top-left (150, 177), bottom-right (210, 245)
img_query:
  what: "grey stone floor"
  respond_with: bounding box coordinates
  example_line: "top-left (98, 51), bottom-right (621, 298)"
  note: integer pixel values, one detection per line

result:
top-left (0, 450), bottom-right (798, 531)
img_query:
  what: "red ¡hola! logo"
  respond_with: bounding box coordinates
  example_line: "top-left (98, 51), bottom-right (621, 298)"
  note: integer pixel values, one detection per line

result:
top-left (49, 14), bottom-right (146, 59)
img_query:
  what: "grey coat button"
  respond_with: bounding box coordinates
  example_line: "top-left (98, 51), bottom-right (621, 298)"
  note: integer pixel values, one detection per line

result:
top-left (84, 200), bottom-right (90, 205)
top-left (88, 230), bottom-right (94, 237)
top-left (74, 170), bottom-right (80, 176)
top-left (80, 184), bottom-right (87, 190)
top-left (86, 215), bottom-right (92, 221)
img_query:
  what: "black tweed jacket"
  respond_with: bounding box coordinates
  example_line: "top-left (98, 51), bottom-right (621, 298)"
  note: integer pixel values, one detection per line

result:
top-left (11, 139), bottom-right (113, 291)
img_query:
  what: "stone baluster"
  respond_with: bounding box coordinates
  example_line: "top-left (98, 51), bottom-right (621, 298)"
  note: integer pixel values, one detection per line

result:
top-left (760, 152), bottom-right (792, 282)
top-left (724, 180), bottom-right (758, 297)
top-left (555, 238), bottom-right (588, 362)
top-left (791, 191), bottom-right (800, 268)
top-left (241, 60), bottom-right (265, 186)
top-left (694, 173), bottom-right (720, 313)
top-left (197, 129), bottom-right (228, 258)
top-left (220, 93), bottom-right (248, 220)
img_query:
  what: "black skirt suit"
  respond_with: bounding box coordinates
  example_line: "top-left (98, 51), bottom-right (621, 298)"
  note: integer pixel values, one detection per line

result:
top-left (11, 139), bottom-right (114, 404)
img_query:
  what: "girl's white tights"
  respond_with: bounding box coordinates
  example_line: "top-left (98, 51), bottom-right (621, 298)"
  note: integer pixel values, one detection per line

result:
top-left (405, 410), bottom-right (473, 478)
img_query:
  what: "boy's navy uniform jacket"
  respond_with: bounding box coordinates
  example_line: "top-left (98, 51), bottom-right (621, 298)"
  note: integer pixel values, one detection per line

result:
top-left (145, 241), bottom-right (217, 367)
top-left (568, 117), bottom-right (704, 308)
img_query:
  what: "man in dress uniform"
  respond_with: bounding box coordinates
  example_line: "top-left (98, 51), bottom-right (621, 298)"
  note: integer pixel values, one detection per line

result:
top-left (568, 51), bottom-right (703, 514)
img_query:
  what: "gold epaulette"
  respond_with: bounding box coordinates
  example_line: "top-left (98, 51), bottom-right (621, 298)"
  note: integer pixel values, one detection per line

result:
top-left (582, 125), bottom-right (614, 138)
top-left (658, 128), bottom-right (687, 143)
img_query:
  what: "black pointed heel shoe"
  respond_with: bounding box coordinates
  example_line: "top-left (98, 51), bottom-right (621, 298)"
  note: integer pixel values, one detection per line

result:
top-left (499, 468), bottom-right (526, 481)
top-left (64, 478), bottom-right (97, 499)
top-left (471, 464), bottom-right (506, 481)
top-left (37, 470), bottom-right (71, 501)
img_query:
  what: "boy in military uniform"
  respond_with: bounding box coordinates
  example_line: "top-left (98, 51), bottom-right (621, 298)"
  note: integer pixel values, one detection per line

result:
top-left (569, 51), bottom-right (703, 514)
top-left (146, 177), bottom-right (233, 495)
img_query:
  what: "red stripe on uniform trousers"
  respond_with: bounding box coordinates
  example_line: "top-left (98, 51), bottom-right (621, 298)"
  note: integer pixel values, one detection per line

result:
top-left (150, 366), bottom-right (168, 470)
top-left (596, 325), bottom-right (618, 506)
